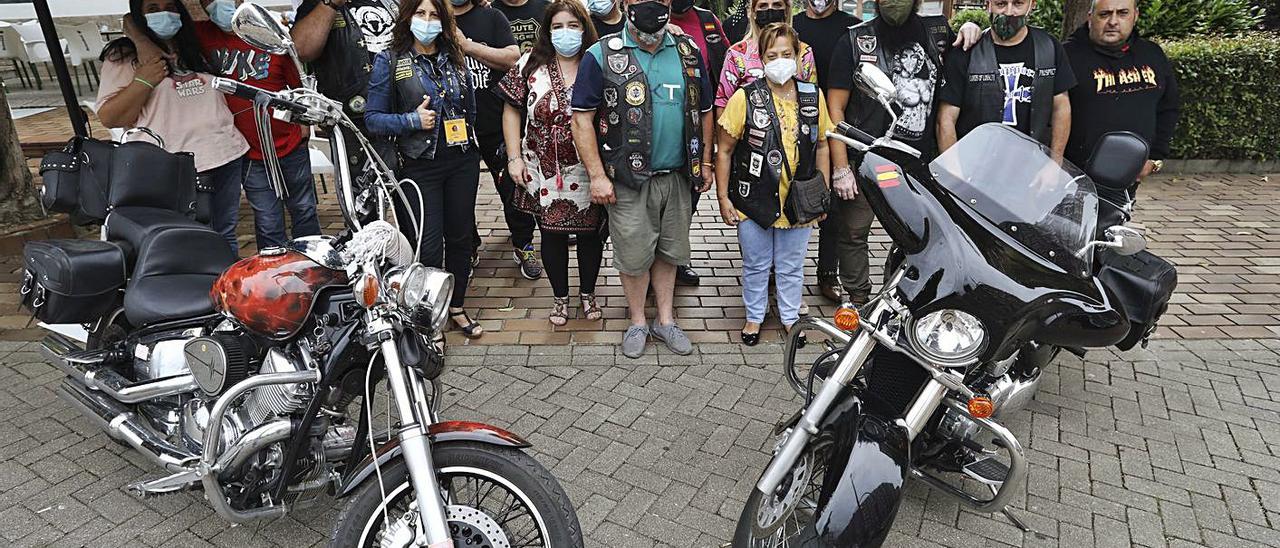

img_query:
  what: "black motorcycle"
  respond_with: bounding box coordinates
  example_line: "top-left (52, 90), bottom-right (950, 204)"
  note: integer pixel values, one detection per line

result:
top-left (732, 65), bottom-right (1177, 546)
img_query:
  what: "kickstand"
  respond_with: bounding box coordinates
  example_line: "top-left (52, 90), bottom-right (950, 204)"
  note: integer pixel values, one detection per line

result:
top-left (988, 485), bottom-right (1034, 534)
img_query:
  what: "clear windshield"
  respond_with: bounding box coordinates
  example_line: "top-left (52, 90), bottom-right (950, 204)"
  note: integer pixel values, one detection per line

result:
top-left (930, 124), bottom-right (1099, 276)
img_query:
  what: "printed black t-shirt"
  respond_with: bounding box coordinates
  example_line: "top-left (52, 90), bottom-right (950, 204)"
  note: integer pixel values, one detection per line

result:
top-left (495, 0), bottom-right (549, 54)
top-left (456, 4), bottom-right (517, 135)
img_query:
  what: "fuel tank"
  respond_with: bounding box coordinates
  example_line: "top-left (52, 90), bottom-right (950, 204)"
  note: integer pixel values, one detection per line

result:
top-left (210, 250), bottom-right (348, 339)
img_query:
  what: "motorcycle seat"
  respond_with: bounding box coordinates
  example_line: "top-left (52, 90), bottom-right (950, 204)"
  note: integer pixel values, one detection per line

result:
top-left (123, 225), bottom-right (237, 327)
top-left (106, 206), bottom-right (207, 267)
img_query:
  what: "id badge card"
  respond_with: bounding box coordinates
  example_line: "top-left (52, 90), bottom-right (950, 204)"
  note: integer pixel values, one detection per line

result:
top-left (443, 118), bottom-right (468, 146)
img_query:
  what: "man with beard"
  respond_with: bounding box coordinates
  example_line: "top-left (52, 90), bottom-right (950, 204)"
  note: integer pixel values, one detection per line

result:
top-left (937, 0), bottom-right (1076, 155)
top-left (1063, 0), bottom-right (1179, 187)
top-left (822, 0), bottom-right (980, 304)
top-left (292, 0), bottom-right (398, 223)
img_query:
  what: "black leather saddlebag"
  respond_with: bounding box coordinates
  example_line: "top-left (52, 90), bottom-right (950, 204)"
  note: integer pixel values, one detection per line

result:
top-left (1097, 249), bottom-right (1178, 350)
top-left (21, 240), bottom-right (127, 324)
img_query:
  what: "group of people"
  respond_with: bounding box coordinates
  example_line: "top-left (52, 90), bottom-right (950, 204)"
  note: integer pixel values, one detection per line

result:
top-left (94, 0), bottom-right (1179, 358)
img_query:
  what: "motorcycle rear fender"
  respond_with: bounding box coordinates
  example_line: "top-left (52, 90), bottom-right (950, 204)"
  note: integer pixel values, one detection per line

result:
top-left (335, 421), bottom-right (532, 498)
top-left (812, 391), bottom-right (911, 547)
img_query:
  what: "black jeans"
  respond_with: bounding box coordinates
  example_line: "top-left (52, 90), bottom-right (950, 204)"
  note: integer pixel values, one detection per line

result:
top-left (396, 145), bottom-right (481, 308)
top-left (474, 131), bottom-right (536, 250)
top-left (541, 229), bottom-right (604, 298)
top-left (816, 213), bottom-right (840, 276)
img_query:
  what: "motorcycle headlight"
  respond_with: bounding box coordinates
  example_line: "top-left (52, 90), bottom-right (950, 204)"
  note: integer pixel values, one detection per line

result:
top-left (911, 309), bottom-right (986, 365)
top-left (388, 264), bottom-right (454, 331)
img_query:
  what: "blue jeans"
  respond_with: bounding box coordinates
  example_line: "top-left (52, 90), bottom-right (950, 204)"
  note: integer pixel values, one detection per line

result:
top-left (204, 155), bottom-right (245, 254)
top-left (242, 145), bottom-right (321, 250)
top-left (738, 219), bottom-right (813, 326)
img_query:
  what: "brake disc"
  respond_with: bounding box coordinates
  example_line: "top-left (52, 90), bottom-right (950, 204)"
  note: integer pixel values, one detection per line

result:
top-left (447, 504), bottom-right (511, 548)
top-left (751, 451), bottom-right (814, 538)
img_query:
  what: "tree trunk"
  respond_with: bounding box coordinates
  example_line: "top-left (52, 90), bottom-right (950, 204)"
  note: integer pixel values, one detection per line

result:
top-left (1062, 0), bottom-right (1092, 38)
top-left (0, 82), bottom-right (46, 228)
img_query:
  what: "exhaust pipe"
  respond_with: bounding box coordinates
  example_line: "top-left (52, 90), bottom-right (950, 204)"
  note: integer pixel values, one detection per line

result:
top-left (56, 380), bottom-right (198, 472)
top-left (42, 332), bottom-right (198, 404)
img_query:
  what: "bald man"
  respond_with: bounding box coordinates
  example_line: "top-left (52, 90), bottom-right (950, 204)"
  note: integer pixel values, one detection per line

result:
top-left (1062, 0), bottom-right (1180, 184)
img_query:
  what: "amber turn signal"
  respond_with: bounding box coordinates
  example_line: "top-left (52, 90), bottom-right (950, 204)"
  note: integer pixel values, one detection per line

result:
top-left (967, 396), bottom-right (995, 419)
top-left (834, 305), bottom-right (860, 331)
top-left (355, 273), bottom-right (380, 308)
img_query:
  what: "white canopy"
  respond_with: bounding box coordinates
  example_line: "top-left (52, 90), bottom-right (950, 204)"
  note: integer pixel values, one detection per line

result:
top-left (0, 0), bottom-right (295, 22)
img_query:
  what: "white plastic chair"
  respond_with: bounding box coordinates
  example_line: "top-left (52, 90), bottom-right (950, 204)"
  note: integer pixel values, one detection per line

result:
top-left (1, 24), bottom-right (35, 89)
top-left (11, 20), bottom-right (71, 92)
top-left (57, 22), bottom-right (106, 91)
top-left (309, 126), bottom-right (334, 194)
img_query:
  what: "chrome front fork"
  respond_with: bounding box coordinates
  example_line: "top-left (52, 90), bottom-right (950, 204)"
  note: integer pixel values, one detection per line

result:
top-left (755, 298), bottom-right (889, 496)
top-left (370, 314), bottom-right (454, 547)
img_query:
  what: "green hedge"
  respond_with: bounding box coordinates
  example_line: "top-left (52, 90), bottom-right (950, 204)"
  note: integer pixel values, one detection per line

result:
top-left (1165, 32), bottom-right (1280, 160)
top-left (957, 0), bottom-right (1265, 40)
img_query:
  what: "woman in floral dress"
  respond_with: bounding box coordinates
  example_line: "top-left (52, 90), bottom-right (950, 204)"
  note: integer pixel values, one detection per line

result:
top-left (499, 0), bottom-right (605, 326)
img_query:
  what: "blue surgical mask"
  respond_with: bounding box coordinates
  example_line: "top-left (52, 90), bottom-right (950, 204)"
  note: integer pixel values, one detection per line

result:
top-left (207, 0), bottom-right (236, 33)
top-left (588, 0), bottom-right (614, 16)
top-left (411, 18), bottom-right (442, 45)
top-left (144, 11), bottom-right (183, 40)
top-left (550, 28), bottom-right (583, 57)
top-left (449, 0), bottom-right (470, 6)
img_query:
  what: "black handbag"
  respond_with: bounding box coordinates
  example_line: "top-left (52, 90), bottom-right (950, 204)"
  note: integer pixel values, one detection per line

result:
top-left (780, 135), bottom-right (829, 226)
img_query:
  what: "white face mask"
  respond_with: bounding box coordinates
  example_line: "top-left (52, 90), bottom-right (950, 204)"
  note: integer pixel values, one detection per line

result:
top-left (763, 57), bottom-right (797, 84)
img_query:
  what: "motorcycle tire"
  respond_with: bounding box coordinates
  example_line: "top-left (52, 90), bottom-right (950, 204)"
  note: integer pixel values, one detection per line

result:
top-left (330, 440), bottom-right (583, 548)
top-left (733, 488), bottom-right (824, 548)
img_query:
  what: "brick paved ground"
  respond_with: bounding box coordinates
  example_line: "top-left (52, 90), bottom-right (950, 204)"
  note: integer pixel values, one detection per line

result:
top-left (2, 338), bottom-right (1280, 547)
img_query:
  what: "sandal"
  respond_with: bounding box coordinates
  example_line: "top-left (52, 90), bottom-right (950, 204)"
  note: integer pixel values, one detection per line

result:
top-left (580, 293), bottom-right (603, 321)
top-left (449, 309), bottom-right (484, 339)
top-left (549, 297), bottom-right (570, 326)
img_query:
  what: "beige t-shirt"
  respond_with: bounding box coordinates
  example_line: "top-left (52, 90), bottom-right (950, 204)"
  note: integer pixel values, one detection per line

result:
top-left (96, 58), bottom-right (249, 172)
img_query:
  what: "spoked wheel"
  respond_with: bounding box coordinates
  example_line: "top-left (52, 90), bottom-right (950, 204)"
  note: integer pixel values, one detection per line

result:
top-left (733, 440), bottom-right (834, 548)
top-left (331, 441), bottom-right (583, 548)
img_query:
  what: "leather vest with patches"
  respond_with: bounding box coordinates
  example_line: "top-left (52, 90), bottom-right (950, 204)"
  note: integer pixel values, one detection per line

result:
top-left (595, 33), bottom-right (705, 190)
top-left (730, 79), bottom-right (820, 227)
top-left (959, 28), bottom-right (1056, 144)
top-left (311, 0), bottom-right (395, 116)
top-left (388, 51), bottom-right (476, 161)
top-left (844, 15), bottom-right (951, 154)
top-left (693, 8), bottom-right (728, 84)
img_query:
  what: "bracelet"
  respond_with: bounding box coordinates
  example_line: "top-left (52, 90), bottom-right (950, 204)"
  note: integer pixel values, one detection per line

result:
top-left (133, 77), bottom-right (155, 89)
top-left (507, 157), bottom-right (522, 164)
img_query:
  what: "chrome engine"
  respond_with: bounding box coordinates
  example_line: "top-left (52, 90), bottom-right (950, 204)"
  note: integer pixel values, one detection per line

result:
top-left (246, 348), bottom-right (316, 423)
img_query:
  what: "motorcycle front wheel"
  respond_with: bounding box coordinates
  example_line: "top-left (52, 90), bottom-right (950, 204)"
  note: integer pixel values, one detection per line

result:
top-left (732, 440), bottom-right (833, 547)
top-left (330, 441), bottom-right (583, 548)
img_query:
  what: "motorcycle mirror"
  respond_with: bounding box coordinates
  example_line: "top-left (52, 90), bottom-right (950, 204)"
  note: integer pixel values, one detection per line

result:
top-left (1106, 225), bottom-right (1147, 256)
top-left (856, 64), bottom-right (897, 106)
top-left (232, 3), bottom-right (292, 54)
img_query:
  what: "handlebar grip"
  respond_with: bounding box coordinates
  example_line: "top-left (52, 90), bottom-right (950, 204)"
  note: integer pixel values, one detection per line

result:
top-left (837, 121), bottom-right (877, 146)
top-left (211, 77), bottom-right (309, 116)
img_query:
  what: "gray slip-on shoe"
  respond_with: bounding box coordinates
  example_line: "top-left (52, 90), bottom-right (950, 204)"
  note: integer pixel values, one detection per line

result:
top-left (621, 324), bottom-right (650, 359)
top-left (650, 322), bottom-right (693, 355)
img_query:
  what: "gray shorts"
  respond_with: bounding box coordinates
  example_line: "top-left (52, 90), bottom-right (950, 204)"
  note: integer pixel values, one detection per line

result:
top-left (606, 172), bottom-right (693, 276)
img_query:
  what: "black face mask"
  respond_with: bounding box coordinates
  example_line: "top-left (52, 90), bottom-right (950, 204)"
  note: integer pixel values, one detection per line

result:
top-left (755, 8), bottom-right (785, 27)
top-left (672, 0), bottom-right (695, 13)
top-left (628, 0), bottom-right (670, 33)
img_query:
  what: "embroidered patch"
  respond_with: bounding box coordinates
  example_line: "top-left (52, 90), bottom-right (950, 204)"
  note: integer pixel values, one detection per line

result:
top-left (608, 53), bottom-right (629, 74)
top-left (739, 180), bottom-right (751, 197)
top-left (678, 41), bottom-right (693, 56)
top-left (603, 87), bottom-right (618, 107)
top-left (609, 112), bottom-right (621, 125)
top-left (608, 37), bottom-right (624, 50)
top-left (749, 88), bottom-right (767, 107)
top-left (752, 109), bottom-right (771, 129)
top-left (857, 35), bottom-right (877, 54)
top-left (629, 151), bottom-right (646, 171)
top-left (706, 32), bottom-right (722, 43)
top-left (767, 150), bottom-right (783, 167)
top-left (875, 163), bottom-right (901, 188)
top-left (748, 153), bottom-right (763, 177)
top-left (393, 58), bottom-right (413, 81)
top-left (747, 127), bottom-right (766, 139)
top-left (624, 81), bottom-right (645, 106)
top-left (348, 96), bottom-right (366, 113)
top-left (627, 107), bottom-right (643, 124)
top-left (799, 105), bottom-right (819, 118)
top-left (859, 54), bottom-right (879, 63)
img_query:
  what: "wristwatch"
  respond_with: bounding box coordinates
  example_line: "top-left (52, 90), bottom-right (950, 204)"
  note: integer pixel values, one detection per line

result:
top-left (1151, 159), bottom-right (1164, 173)
top-left (320, 0), bottom-right (342, 8)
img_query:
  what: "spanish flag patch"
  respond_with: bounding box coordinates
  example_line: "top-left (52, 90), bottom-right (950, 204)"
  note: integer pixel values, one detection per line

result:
top-left (875, 164), bottom-right (901, 188)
